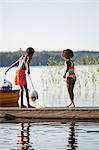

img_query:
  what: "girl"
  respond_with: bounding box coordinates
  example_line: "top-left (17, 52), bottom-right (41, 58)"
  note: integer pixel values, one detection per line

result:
top-left (61, 49), bottom-right (76, 107)
top-left (5, 47), bottom-right (35, 108)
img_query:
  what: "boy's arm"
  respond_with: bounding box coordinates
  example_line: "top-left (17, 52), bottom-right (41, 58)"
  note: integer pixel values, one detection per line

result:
top-left (20, 55), bottom-right (30, 74)
top-left (26, 57), bottom-right (30, 74)
top-left (5, 58), bottom-right (19, 75)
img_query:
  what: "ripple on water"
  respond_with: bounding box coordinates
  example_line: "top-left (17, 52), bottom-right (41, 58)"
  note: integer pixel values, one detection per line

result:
top-left (0, 122), bottom-right (99, 150)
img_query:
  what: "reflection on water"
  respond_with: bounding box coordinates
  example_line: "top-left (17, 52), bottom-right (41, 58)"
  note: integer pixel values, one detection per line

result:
top-left (17, 122), bottom-right (78, 150)
top-left (17, 123), bottom-right (34, 150)
top-left (0, 122), bottom-right (99, 149)
top-left (17, 123), bottom-right (78, 150)
top-left (67, 123), bottom-right (78, 150)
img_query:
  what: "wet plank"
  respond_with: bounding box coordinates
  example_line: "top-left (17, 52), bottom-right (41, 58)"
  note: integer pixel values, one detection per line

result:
top-left (0, 107), bottom-right (99, 123)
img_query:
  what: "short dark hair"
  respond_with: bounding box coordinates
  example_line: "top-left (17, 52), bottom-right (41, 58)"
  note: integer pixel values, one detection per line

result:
top-left (66, 49), bottom-right (73, 58)
top-left (61, 49), bottom-right (73, 58)
top-left (26, 47), bottom-right (35, 55)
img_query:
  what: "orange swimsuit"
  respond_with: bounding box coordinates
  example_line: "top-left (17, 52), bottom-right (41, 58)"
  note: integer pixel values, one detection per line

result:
top-left (15, 55), bottom-right (29, 86)
top-left (15, 69), bottom-right (27, 86)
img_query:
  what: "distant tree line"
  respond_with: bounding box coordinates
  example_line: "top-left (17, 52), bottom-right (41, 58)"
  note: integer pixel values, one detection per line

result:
top-left (0, 50), bottom-right (99, 67)
top-left (74, 51), bottom-right (99, 65)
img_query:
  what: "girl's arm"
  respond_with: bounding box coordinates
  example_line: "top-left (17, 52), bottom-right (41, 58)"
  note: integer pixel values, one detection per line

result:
top-left (63, 61), bottom-right (71, 78)
top-left (5, 58), bottom-right (20, 75)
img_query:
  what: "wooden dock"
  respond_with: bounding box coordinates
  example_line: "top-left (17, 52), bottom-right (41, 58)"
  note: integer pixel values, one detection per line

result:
top-left (0, 107), bottom-right (99, 123)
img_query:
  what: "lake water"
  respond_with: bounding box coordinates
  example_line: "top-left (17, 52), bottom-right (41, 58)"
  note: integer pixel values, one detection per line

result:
top-left (0, 65), bottom-right (99, 149)
top-left (0, 122), bottom-right (99, 150)
top-left (0, 65), bottom-right (99, 107)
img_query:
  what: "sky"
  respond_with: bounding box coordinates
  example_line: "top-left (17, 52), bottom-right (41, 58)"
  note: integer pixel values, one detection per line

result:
top-left (0, 0), bottom-right (99, 52)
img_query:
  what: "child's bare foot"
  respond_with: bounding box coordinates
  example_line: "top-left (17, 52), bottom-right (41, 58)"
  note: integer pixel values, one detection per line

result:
top-left (69, 105), bottom-right (75, 108)
top-left (72, 102), bottom-right (75, 107)
top-left (73, 104), bottom-right (75, 107)
top-left (66, 103), bottom-right (72, 107)
top-left (69, 104), bottom-right (75, 108)
top-left (66, 103), bottom-right (75, 108)
top-left (21, 105), bottom-right (27, 108)
top-left (27, 105), bottom-right (35, 108)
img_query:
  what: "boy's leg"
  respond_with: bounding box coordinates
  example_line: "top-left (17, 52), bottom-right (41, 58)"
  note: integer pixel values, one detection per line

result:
top-left (24, 85), bottom-right (30, 107)
top-left (20, 86), bottom-right (24, 107)
top-left (24, 85), bottom-right (35, 108)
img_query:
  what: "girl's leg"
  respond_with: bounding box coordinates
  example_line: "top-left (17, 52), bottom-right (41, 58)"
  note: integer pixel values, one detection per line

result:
top-left (66, 78), bottom-right (76, 107)
top-left (20, 86), bottom-right (25, 107)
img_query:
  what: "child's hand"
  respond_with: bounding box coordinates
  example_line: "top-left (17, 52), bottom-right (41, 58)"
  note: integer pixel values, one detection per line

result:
top-left (27, 68), bottom-right (30, 74)
top-left (5, 70), bottom-right (8, 75)
top-left (63, 74), bottom-right (66, 78)
top-left (27, 70), bottom-right (30, 74)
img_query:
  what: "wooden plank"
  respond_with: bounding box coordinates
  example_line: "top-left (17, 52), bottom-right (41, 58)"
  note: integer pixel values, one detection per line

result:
top-left (0, 107), bottom-right (99, 123)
